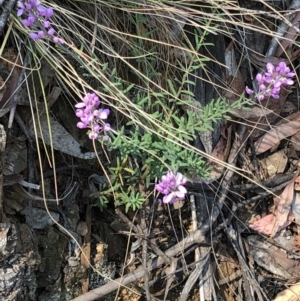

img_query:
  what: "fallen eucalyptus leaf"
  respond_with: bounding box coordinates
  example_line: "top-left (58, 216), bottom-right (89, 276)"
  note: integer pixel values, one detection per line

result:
top-left (33, 115), bottom-right (95, 159)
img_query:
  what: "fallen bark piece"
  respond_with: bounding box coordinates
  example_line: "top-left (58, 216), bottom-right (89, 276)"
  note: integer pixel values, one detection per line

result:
top-left (247, 235), bottom-right (300, 279)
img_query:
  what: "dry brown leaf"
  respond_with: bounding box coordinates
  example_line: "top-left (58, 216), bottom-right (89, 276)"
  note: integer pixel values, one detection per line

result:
top-left (207, 125), bottom-right (232, 181)
top-left (271, 175), bottom-right (297, 237)
top-left (295, 178), bottom-right (300, 191)
top-left (0, 68), bottom-right (20, 110)
top-left (272, 283), bottom-right (300, 301)
top-left (292, 192), bottom-right (300, 233)
top-left (248, 235), bottom-right (300, 279)
top-left (0, 48), bottom-right (20, 70)
top-left (292, 47), bottom-right (300, 60)
top-left (249, 214), bottom-right (291, 236)
top-left (250, 174), bottom-right (297, 237)
top-left (243, 15), bottom-right (253, 22)
top-left (260, 150), bottom-right (288, 178)
top-left (254, 121), bottom-right (300, 155)
top-left (291, 131), bottom-right (300, 151)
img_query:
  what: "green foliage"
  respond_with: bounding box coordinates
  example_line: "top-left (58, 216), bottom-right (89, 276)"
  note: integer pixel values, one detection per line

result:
top-left (92, 15), bottom-right (251, 212)
top-left (115, 188), bottom-right (145, 213)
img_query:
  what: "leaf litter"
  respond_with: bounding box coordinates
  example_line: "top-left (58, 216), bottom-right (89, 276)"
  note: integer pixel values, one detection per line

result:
top-left (3, 1), bottom-right (300, 301)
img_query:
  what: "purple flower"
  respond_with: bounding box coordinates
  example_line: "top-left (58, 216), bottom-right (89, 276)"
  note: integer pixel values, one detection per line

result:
top-left (47, 28), bottom-right (55, 35)
top-left (52, 37), bottom-right (65, 44)
top-left (75, 93), bottom-right (111, 140)
top-left (257, 94), bottom-right (265, 101)
top-left (29, 30), bottom-right (45, 40)
top-left (256, 73), bottom-right (265, 84)
top-left (97, 109), bottom-right (110, 119)
top-left (22, 14), bottom-right (35, 27)
top-left (17, 1), bottom-right (60, 42)
top-left (156, 171), bottom-right (187, 204)
top-left (245, 62), bottom-right (295, 102)
top-left (77, 122), bottom-right (88, 129)
top-left (28, 0), bottom-right (40, 8)
top-left (17, 2), bottom-right (25, 16)
top-left (88, 131), bottom-right (98, 140)
top-left (266, 63), bottom-right (275, 74)
top-left (43, 21), bottom-right (51, 28)
top-left (103, 123), bottom-right (111, 131)
top-left (37, 6), bottom-right (53, 19)
top-left (245, 86), bottom-right (253, 95)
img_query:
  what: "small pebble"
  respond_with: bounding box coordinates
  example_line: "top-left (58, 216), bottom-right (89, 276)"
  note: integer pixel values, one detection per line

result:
top-left (77, 221), bottom-right (88, 236)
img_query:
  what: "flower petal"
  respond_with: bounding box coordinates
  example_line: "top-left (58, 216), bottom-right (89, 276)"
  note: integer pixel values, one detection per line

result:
top-left (75, 102), bottom-right (86, 108)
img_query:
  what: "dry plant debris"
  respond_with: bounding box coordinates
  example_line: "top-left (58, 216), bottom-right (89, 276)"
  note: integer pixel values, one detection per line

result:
top-left (2, 0), bottom-right (300, 301)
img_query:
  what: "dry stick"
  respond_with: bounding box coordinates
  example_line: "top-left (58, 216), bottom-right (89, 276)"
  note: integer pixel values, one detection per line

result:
top-left (69, 225), bottom-right (210, 301)
top-left (241, 180), bottom-right (291, 205)
top-left (69, 125), bottom-right (247, 301)
top-left (225, 225), bottom-right (268, 301)
top-left (200, 125), bottom-right (247, 235)
top-left (81, 204), bottom-right (92, 293)
top-left (179, 195), bottom-right (210, 301)
top-left (223, 219), bottom-right (253, 301)
top-left (180, 252), bottom-right (211, 301)
top-left (0, 125), bottom-right (6, 223)
top-left (140, 210), bottom-right (151, 301)
top-left (116, 208), bottom-right (172, 265)
top-left (0, 0), bottom-right (17, 35)
top-left (115, 208), bottom-right (140, 234)
top-left (232, 173), bottom-right (294, 191)
top-left (180, 125), bottom-right (247, 301)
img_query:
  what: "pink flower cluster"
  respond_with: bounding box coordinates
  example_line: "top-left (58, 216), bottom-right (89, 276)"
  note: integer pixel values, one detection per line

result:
top-left (246, 62), bottom-right (295, 101)
top-left (17, 0), bottom-right (63, 43)
top-left (75, 93), bottom-right (111, 140)
top-left (155, 171), bottom-right (187, 204)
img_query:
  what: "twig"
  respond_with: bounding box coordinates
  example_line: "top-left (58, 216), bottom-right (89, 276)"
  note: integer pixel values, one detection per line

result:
top-left (241, 180), bottom-right (291, 205)
top-left (189, 194), bottom-right (205, 301)
top-left (232, 173), bottom-right (294, 191)
top-left (0, 125), bottom-right (6, 222)
top-left (81, 204), bottom-right (92, 293)
top-left (115, 208), bottom-right (140, 234)
top-left (179, 195), bottom-right (212, 301)
top-left (179, 251), bottom-right (211, 301)
top-left (69, 225), bottom-right (210, 301)
top-left (140, 210), bottom-right (151, 301)
top-left (201, 124), bottom-right (247, 235)
top-left (225, 225), bottom-right (268, 301)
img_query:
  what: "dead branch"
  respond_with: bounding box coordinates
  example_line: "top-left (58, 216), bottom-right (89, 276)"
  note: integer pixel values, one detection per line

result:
top-left (69, 227), bottom-right (210, 301)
